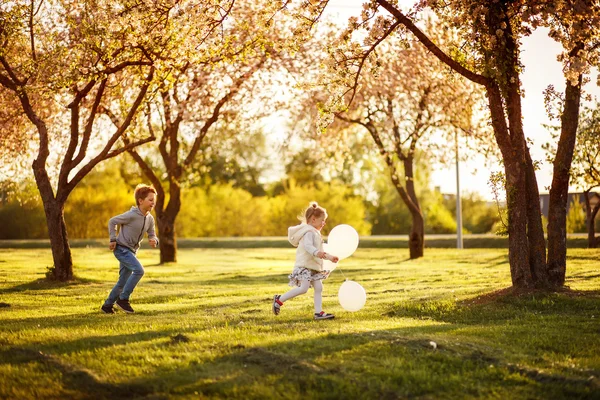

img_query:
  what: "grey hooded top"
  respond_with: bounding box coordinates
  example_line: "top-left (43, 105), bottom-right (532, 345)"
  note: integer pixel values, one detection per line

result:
top-left (108, 206), bottom-right (158, 253)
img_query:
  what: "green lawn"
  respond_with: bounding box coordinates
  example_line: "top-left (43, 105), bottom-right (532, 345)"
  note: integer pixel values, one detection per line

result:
top-left (0, 247), bottom-right (599, 399)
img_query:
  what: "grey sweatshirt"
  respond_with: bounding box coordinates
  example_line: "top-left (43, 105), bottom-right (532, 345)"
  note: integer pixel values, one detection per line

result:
top-left (108, 206), bottom-right (158, 253)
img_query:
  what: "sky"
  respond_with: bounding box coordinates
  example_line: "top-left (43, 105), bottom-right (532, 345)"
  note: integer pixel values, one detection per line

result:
top-left (320, 0), bottom-right (600, 200)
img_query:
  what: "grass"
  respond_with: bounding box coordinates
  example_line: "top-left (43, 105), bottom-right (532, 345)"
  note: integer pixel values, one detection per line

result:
top-left (0, 233), bottom-right (591, 249)
top-left (0, 246), bottom-right (599, 399)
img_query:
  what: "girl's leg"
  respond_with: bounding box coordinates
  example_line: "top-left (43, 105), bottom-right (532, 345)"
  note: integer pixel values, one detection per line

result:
top-left (312, 280), bottom-right (323, 314)
top-left (279, 280), bottom-right (310, 303)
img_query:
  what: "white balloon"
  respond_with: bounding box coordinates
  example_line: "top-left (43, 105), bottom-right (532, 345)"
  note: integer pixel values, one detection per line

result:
top-left (322, 243), bottom-right (337, 271)
top-left (338, 280), bottom-right (366, 312)
top-left (322, 258), bottom-right (337, 272)
top-left (327, 224), bottom-right (359, 259)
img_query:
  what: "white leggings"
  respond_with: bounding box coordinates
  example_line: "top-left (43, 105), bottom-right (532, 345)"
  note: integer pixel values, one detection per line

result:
top-left (279, 279), bottom-right (323, 314)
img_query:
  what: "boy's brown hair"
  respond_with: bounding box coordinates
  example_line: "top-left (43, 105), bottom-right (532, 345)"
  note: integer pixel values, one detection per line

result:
top-left (134, 184), bottom-right (157, 206)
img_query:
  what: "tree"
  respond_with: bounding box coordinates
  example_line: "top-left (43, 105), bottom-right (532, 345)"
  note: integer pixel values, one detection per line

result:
top-left (334, 32), bottom-right (482, 258)
top-left (571, 103), bottom-right (600, 247)
top-left (103, 1), bottom-right (291, 263)
top-left (545, 98), bottom-right (600, 247)
top-left (199, 132), bottom-right (271, 197)
top-left (0, 0), bottom-right (175, 280)
top-left (302, 0), bottom-right (600, 289)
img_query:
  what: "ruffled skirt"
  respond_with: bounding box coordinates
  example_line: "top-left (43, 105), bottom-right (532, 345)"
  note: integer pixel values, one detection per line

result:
top-left (288, 266), bottom-right (329, 287)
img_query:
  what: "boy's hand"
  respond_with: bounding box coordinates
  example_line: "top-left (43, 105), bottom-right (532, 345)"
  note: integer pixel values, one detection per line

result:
top-left (316, 251), bottom-right (326, 259)
top-left (149, 238), bottom-right (158, 248)
top-left (327, 254), bottom-right (339, 263)
top-left (109, 242), bottom-right (116, 251)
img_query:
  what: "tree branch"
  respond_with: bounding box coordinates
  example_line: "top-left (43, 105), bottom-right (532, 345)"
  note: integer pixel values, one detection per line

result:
top-left (71, 79), bottom-right (108, 169)
top-left (376, 0), bottom-right (490, 86)
top-left (0, 56), bottom-right (24, 87)
top-left (59, 66), bottom-right (156, 199)
top-left (183, 58), bottom-right (266, 166)
top-left (0, 71), bottom-right (17, 91)
top-left (127, 145), bottom-right (165, 207)
top-left (29, 0), bottom-right (37, 61)
top-left (345, 20), bottom-right (401, 107)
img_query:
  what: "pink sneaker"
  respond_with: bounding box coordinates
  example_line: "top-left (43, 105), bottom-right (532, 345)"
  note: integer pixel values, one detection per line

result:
top-left (272, 295), bottom-right (282, 315)
top-left (314, 311), bottom-right (334, 320)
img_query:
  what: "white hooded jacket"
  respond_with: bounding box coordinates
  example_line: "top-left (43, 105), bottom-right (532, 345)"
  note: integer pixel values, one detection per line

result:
top-left (287, 223), bottom-right (324, 271)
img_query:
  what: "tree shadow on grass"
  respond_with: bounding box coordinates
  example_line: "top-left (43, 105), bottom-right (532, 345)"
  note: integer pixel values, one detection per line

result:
top-left (0, 276), bottom-right (103, 295)
top-left (0, 347), bottom-right (161, 400)
top-left (3, 287), bottom-right (599, 399)
top-left (0, 294), bottom-right (304, 334)
top-left (567, 272), bottom-right (600, 282)
top-left (384, 286), bottom-right (600, 325)
top-left (0, 328), bottom-right (198, 360)
top-left (115, 325), bottom-right (598, 400)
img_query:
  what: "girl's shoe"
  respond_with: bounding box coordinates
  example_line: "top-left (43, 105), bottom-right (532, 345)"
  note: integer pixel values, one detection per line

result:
top-left (272, 295), bottom-right (282, 315)
top-left (314, 311), bottom-right (334, 320)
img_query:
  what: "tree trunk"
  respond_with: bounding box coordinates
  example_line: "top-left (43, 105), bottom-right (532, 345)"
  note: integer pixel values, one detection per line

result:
top-left (408, 211), bottom-right (424, 259)
top-left (525, 151), bottom-right (549, 286)
top-left (547, 75), bottom-right (582, 286)
top-left (32, 157), bottom-right (74, 281)
top-left (157, 213), bottom-right (178, 263)
top-left (44, 201), bottom-right (74, 281)
top-left (504, 157), bottom-right (534, 288)
top-left (486, 83), bottom-right (539, 288)
top-left (403, 157), bottom-right (423, 258)
top-left (156, 178), bottom-right (182, 264)
top-left (584, 191), bottom-right (600, 248)
top-left (486, 76), bottom-right (549, 289)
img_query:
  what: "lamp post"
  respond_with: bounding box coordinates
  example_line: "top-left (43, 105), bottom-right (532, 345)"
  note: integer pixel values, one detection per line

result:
top-left (456, 130), bottom-right (463, 249)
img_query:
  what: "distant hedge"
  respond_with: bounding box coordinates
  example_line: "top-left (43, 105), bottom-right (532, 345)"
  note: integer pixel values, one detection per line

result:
top-left (0, 234), bottom-right (589, 249)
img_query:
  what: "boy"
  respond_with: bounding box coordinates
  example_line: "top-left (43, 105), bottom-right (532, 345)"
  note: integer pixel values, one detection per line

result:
top-left (101, 184), bottom-right (159, 314)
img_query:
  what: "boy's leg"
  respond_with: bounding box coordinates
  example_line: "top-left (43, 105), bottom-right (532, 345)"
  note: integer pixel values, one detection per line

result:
top-left (118, 249), bottom-right (145, 301)
top-left (104, 256), bottom-right (133, 307)
top-left (312, 280), bottom-right (323, 314)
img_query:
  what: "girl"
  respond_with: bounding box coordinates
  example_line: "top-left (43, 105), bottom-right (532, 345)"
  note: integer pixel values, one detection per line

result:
top-left (272, 202), bottom-right (339, 320)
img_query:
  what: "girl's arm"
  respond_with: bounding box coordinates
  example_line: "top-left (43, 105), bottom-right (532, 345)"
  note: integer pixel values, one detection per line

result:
top-left (300, 231), bottom-right (320, 257)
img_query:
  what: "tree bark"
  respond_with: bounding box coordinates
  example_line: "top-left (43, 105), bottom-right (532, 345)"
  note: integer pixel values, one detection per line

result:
top-left (157, 213), bottom-right (178, 263)
top-left (486, 83), bottom-right (540, 288)
top-left (157, 171), bottom-right (182, 263)
top-left (408, 210), bottom-right (424, 259)
top-left (547, 73), bottom-right (583, 286)
top-left (44, 201), bottom-right (73, 281)
top-left (584, 190), bottom-right (600, 248)
top-left (403, 157), bottom-right (424, 258)
top-left (33, 158), bottom-right (73, 281)
top-left (524, 151), bottom-right (549, 286)
top-left (504, 157), bottom-right (533, 287)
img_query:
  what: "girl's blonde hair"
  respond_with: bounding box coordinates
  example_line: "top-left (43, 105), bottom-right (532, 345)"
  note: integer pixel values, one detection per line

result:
top-left (301, 201), bottom-right (327, 223)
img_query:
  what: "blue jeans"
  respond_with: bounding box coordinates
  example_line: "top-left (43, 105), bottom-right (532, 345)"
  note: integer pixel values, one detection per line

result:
top-left (104, 245), bottom-right (145, 306)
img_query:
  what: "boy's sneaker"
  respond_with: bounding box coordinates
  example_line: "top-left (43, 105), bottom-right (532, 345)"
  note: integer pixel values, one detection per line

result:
top-left (272, 295), bottom-right (282, 315)
top-left (116, 298), bottom-right (134, 313)
top-left (314, 311), bottom-right (334, 320)
top-left (101, 304), bottom-right (115, 314)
